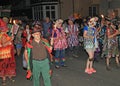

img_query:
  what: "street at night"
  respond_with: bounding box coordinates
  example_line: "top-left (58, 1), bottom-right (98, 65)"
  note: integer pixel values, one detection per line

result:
top-left (0, 47), bottom-right (120, 86)
top-left (1, 0), bottom-right (120, 86)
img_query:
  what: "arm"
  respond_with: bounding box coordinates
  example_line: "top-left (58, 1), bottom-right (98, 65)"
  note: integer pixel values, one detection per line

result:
top-left (1, 34), bottom-right (12, 47)
top-left (24, 46), bottom-right (32, 79)
top-left (24, 48), bottom-right (28, 65)
top-left (107, 28), bottom-right (118, 38)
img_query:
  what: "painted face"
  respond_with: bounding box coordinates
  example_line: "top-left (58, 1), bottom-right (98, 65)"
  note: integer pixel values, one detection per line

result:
top-left (68, 20), bottom-right (73, 25)
top-left (26, 25), bottom-right (29, 29)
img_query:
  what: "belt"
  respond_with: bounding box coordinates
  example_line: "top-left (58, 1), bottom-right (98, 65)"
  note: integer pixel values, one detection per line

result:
top-left (33, 58), bottom-right (47, 61)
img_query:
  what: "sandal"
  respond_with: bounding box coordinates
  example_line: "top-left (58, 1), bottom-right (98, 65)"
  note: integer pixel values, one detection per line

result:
top-left (9, 78), bottom-right (15, 82)
top-left (55, 65), bottom-right (60, 69)
top-left (2, 80), bottom-right (6, 86)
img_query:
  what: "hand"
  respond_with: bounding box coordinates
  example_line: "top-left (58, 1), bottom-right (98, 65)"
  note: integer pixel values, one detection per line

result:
top-left (50, 38), bottom-right (54, 45)
top-left (11, 35), bottom-right (14, 40)
top-left (50, 46), bottom-right (52, 50)
top-left (0, 44), bottom-right (2, 47)
top-left (54, 24), bottom-right (57, 29)
top-left (89, 36), bottom-right (94, 39)
top-left (9, 42), bottom-right (12, 45)
top-left (49, 69), bottom-right (53, 77)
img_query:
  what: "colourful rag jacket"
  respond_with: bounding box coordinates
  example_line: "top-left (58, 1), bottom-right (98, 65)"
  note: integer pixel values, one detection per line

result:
top-left (25, 38), bottom-right (52, 71)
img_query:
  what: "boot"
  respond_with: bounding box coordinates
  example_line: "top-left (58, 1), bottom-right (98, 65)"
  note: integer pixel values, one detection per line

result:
top-left (106, 65), bottom-right (111, 71)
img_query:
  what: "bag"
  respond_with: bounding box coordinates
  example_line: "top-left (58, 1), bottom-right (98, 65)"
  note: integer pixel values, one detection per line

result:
top-left (50, 38), bottom-right (54, 46)
top-left (26, 70), bottom-right (32, 79)
top-left (23, 54), bottom-right (27, 68)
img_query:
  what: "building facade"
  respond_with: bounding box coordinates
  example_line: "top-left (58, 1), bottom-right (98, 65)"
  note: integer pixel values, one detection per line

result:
top-left (31, 0), bottom-right (59, 20)
top-left (0, 5), bottom-right (11, 17)
top-left (10, 0), bottom-right (120, 20)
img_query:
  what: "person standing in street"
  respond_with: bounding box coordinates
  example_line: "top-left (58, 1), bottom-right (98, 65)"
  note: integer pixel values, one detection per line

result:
top-left (42, 17), bottom-right (53, 39)
top-left (24, 24), bottom-right (52, 86)
top-left (0, 18), bottom-right (16, 86)
top-left (51, 19), bottom-right (68, 69)
top-left (83, 17), bottom-right (98, 74)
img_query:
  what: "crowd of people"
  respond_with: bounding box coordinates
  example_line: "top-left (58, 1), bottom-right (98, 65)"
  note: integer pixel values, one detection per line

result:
top-left (0, 12), bottom-right (120, 86)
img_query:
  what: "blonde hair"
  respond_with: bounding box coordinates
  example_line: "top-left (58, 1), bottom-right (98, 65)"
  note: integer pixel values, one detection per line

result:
top-left (55, 19), bottom-right (63, 26)
top-left (2, 17), bottom-right (9, 23)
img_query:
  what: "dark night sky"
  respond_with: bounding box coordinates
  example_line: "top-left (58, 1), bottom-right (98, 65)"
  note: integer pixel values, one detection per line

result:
top-left (0, 0), bottom-right (12, 5)
top-left (0, 0), bottom-right (22, 6)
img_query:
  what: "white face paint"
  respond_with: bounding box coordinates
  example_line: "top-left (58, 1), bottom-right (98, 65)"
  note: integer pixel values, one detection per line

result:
top-left (94, 22), bottom-right (97, 26)
top-left (88, 21), bottom-right (96, 27)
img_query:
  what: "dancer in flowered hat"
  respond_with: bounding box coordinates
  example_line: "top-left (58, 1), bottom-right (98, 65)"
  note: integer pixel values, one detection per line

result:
top-left (51, 19), bottom-right (68, 69)
top-left (83, 17), bottom-right (98, 74)
top-left (102, 18), bottom-right (120, 70)
top-left (0, 18), bottom-right (16, 85)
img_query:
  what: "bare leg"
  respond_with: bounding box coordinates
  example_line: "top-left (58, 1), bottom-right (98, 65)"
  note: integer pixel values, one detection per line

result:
top-left (86, 59), bottom-right (90, 69)
top-left (2, 76), bottom-right (6, 86)
top-left (85, 50), bottom-right (95, 74)
top-left (88, 51), bottom-right (94, 69)
top-left (8, 76), bottom-right (15, 82)
top-left (115, 55), bottom-right (120, 68)
top-left (17, 48), bottom-right (21, 56)
top-left (106, 55), bottom-right (111, 70)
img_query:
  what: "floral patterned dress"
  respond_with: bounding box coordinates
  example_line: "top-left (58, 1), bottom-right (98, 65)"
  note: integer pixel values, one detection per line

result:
top-left (102, 27), bottom-right (119, 57)
top-left (52, 27), bottom-right (68, 50)
top-left (0, 33), bottom-right (16, 78)
top-left (66, 25), bottom-right (79, 47)
top-left (84, 26), bottom-right (96, 51)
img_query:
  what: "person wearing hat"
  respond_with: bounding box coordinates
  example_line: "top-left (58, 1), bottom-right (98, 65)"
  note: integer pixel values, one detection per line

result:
top-left (0, 18), bottom-right (16, 85)
top-left (83, 17), bottom-right (98, 74)
top-left (51, 19), bottom-right (68, 69)
top-left (102, 20), bottom-right (120, 70)
top-left (65, 19), bottom-right (79, 57)
top-left (24, 26), bottom-right (52, 86)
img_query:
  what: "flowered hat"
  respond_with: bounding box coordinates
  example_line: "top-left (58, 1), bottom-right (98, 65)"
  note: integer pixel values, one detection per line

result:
top-left (0, 18), bottom-right (8, 32)
top-left (2, 17), bottom-right (9, 23)
top-left (68, 15), bottom-right (75, 22)
top-left (88, 17), bottom-right (98, 26)
top-left (32, 21), bottom-right (42, 27)
top-left (55, 19), bottom-right (63, 25)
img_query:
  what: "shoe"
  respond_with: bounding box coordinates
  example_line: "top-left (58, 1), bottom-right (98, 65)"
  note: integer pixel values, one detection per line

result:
top-left (9, 77), bottom-right (15, 82)
top-left (85, 68), bottom-right (92, 74)
top-left (106, 66), bottom-right (111, 71)
top-left (26, 70), bottom-right (32, 79)
top-left (116, 64), bottom-right (120, 69)
top-left (2, 80), bottom-right (6, 86)
top-left (55, 65), bottom-right (60, 69)
top-left (61, 64), bottom-right (67, 67)
top-left (90, 68), bottom-right (96, 73)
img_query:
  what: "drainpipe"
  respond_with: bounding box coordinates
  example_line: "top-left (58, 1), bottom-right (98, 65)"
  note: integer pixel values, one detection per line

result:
top-left (72, 0), bottom-right (74, 14)
top-left (59, 0), bottom-right (61, 18)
